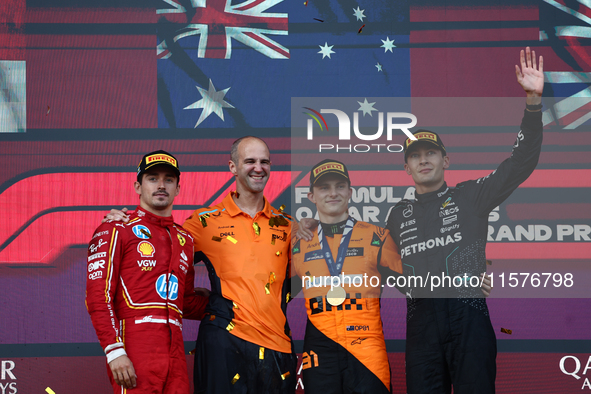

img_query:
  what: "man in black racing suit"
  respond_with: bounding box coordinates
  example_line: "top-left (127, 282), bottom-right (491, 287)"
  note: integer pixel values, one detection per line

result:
top-left (385, 47), bottom-right (544, 393)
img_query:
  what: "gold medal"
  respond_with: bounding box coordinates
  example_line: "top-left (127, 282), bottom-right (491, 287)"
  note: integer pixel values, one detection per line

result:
top-left (326, 286), bottom-right (346, 306)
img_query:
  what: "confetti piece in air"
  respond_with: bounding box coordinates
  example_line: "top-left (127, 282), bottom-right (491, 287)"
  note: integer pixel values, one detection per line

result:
top-left (233, 302), bottom-right (238, 309)
top-left (253, 222), bottom-right (260, 235)
top-left (46, 106), bottom-right (50, 116)
top-left (189, 348), bottom-right (196, 355)
top-left (276, 251), bottom-right (282, 256)
top-left (46, 389), bottom-right (56, 394)
top-left (265, 283), bottom-right (271, 295)
top-left (212, 236), bottom-right (223, 242)
top-left (259, 347), bottom-right (265, 359)
top-left (304, 0), bottom-right (308, 5)
top-left (227, 235), bottom-right (238, 244)
top-left (281, 371), bottom-right (291, 380)
top-left (313, 18), bottom-right (324, 22)
top-left (269, 272), bottom-right (276, 284)
top-left (231, 374), bottom-right (240, 384)
top-left (226, 322), bottom-right (236, 331)
top-left (286, 292), bottom-right (291, 303)
top-left (358, 24), bottom-right (365, 34)
top-left (501, 327), bottom-right (512, 335)
top-left (486, 260), bottom-right (492, 265)
top-left (279, 205), bottom-right (286, 213)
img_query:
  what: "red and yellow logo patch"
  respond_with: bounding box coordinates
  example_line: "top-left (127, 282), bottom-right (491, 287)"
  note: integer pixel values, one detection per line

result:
top-left (313, 162), bottom-right (345, 177)
top-left (137, 241), bottom-right (155, 257)
top-left (406, 132), bottom-right (437, 148)
top-left (146, 154), bottom-right (177, 167)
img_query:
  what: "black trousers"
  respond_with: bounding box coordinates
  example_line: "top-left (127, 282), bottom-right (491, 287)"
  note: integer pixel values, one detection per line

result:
top-left (194, 319), bottom-right (297, 394)
top-left (405, 298), bottom-right (497, 394)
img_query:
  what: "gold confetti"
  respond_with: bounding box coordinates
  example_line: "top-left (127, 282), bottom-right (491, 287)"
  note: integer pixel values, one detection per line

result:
top-left (226, 321), bottom-right (235, 331)
top-left (259, 347), bottom-right (265, 360)
top-left (274, 216), bottom-right (289, 226)
top-left (281, 371), bottom-right (291, 380)
top-left (140, 229), bottom-right (151, 238)
top-left (486, 260), bottom-right (492, 265)
top-left (264, 272), bottom-right (277, 295)
top-left (279, 204), bottom-right (286, 212)
top-left (253, 222), bottom-right (260, 235)
top-left (199, 213), bottom-right (210, 228)
top-left (212, 236), bottom-right (223, 242)
top-left (233, 302), bottom-right (239, 309)
top-left (286, 292), bottom-right (291, 303)
top-left (500, 327), bottom-right (512, 335)
top-left (46, 388), bottom-right (56, 394)
top-left (231, 374), bottom-right (240, 384)
top-left (189, 348), bottom-right (196, 355)
top-left (209, 315), bottom-right (216, 321)
top-left (276, 251), bottom-right (282, 256)
top-left (227, 235), bottom-right (238, 244)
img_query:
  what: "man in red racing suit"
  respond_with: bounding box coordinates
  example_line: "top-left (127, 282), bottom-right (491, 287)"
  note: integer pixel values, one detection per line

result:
top-left (86, 150), bottom-right (208, 393)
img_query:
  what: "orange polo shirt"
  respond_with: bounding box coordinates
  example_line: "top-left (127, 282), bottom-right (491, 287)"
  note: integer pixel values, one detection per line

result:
top-left (183, 192), bottom-right (292, 353)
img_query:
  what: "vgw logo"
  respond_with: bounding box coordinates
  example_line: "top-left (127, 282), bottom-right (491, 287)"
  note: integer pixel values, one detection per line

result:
top-left (303, 106), bottom-right (417, 153)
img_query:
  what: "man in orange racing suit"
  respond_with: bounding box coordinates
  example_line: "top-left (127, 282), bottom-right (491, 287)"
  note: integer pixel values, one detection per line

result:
top-left (86, 150), bottom-right (208, 393)
top-left (291, 159), bottom-right (402, 393)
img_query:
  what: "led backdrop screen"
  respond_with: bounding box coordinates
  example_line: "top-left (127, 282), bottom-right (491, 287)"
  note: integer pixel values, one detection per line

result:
top-left (0, 0), bottom-right (590, 392)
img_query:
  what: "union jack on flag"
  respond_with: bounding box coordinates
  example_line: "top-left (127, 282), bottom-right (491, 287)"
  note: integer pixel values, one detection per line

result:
top-left (157, 0), bottom-right (289, 59)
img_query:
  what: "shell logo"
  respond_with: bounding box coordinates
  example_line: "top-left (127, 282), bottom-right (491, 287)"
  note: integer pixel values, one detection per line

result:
top-left (137, 241), bottom-right (155, 257)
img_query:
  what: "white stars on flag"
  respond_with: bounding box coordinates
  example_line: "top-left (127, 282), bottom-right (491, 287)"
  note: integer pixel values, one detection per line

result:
top-left (318, 42), bottom-right (335, 59)
top-left (184, 79), bottom-right (235, 128)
